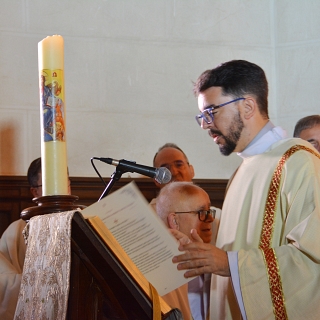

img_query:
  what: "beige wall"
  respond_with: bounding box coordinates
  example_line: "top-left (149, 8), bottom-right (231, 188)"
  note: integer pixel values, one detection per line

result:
top-left (0, 0), bottom-right (319, 179)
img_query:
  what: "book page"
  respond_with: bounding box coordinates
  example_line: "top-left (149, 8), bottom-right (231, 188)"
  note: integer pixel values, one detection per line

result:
top-left (82, 181), bottom-right (191, 296)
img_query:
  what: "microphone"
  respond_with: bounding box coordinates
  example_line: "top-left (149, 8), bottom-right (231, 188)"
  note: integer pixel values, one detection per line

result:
top-left (96, 157), bottom-right (172, 184)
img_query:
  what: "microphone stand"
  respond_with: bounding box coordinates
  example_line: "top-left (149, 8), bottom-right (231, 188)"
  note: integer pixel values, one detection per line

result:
top-left (98, 167), bottom-right (125, 201)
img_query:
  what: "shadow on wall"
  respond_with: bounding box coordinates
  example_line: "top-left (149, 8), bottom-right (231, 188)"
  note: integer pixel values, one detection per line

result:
top-left (0, 124), bottom-right (15, 174)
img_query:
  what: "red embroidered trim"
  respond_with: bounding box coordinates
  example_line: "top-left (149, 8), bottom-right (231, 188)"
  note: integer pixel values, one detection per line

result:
top-left (259, 145), bottom-right (320, 319)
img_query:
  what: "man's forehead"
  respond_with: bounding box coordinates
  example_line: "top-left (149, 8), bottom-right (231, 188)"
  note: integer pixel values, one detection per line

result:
top-left (300, 124), bottom-right (320, 139)
top-left (176, 196), bottom-right (210, 212)
top-left (197, 86), bottom-right (224, 110)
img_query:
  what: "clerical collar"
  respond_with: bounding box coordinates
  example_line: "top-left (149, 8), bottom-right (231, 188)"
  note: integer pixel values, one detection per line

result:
top-left (245, 121), bottom-right (275, 149)
top-left (237, 121), bottom-right (287, 158)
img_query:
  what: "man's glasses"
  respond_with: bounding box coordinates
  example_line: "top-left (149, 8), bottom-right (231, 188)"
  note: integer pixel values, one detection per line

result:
top-left (195, 97), bottom-right (245, 126)
top-left (161, 160), bottom-right (189, 171)
top-left (32, 179), bottom-right (71, 189)
top-left (175, 208), bottom-right (216, 222)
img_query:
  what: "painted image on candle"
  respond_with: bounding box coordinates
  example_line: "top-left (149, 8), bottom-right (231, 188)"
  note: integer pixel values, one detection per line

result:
top-left (40, 69), bottom-right (65, 142)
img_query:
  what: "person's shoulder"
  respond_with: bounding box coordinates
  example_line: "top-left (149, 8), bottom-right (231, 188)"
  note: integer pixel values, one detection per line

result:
top-left (270, 138), bottom-right (319, 157)
top-left (276, 139), bottom-right (320, 175)
top-left (270, 137), bottom-right (302, 150)
top-left (9, 219), bottom-right (27, 232)
top-left (1, 219), bottom-right (26, 240)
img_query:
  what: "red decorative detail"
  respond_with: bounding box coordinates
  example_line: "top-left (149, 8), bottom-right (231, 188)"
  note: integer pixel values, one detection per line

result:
top-left (259, 145), bottom-right (320, 319)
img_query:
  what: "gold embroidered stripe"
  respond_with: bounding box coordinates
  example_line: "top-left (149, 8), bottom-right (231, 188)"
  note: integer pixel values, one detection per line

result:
top-left (259, 145), bottom-right (320, 320)
top-left (261, 247), bottom-right (287, 320)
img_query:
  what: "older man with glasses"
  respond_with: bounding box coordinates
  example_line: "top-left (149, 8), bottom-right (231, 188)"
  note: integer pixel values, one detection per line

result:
top-left (150, 143), bottom-right (195, 211)
top-left (153, 143), bottom-right (195, 185)
top-left (151, 144), bottom-right (221, 319)
top-left (28, 157), bottom-right (71, 198)
top-left (156, 181), bottom-right (214, 320)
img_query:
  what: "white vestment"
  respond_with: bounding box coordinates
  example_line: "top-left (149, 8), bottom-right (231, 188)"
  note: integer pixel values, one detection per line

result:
top-left (210, 138), bottom-right (320, 319)
top-left (0, 219), bottom-right (26, 320)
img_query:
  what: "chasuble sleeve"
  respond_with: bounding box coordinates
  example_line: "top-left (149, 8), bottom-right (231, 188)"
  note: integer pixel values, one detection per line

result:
top-left (238, 150), bottom-right (320, 320)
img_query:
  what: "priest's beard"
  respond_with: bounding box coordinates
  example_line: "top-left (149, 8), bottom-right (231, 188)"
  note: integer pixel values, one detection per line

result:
top-left (209, 112), bottom-right (244, 156)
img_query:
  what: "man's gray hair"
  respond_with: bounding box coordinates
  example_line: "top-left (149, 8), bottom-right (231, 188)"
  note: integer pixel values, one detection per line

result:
top-left (153, 143), bottom-right (189, 166)
top-left (156, 181), bottom-right (203, 226)
top-left (293, 115), bottom-right (320, 137)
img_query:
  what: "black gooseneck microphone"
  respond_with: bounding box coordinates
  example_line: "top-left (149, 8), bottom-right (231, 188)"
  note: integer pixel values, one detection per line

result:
top-left (95, 157), bottom-right (172, 184)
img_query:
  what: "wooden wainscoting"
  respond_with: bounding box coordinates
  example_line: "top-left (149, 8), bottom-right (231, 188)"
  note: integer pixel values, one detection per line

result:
top-left (0, 176), bottom-right (227, 237)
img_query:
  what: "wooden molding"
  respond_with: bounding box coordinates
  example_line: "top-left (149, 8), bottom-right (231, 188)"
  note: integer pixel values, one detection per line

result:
top-left (0, 176), bottom-right (227, 236)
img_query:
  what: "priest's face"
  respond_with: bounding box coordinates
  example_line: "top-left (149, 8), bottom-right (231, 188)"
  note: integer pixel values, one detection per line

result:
top-left (197, 87), bottom-right (245, 156)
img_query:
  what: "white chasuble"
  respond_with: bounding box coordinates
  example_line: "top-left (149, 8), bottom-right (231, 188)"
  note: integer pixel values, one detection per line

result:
top-left (210, 139), bottom-right (320, 319)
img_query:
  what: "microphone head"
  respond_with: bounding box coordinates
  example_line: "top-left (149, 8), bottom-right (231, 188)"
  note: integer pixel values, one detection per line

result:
top-left (154, 167), bottom-right (172, 184)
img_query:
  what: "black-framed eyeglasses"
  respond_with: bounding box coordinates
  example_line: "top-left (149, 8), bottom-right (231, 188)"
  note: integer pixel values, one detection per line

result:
top-left (195, 97), bottom-right (245, 126)
top-left (161, 160), bottom-right (189, 171)
top-left (32, 179), bottom-right (71, 189)
top-left (175, 208), bottom-right (216, 222)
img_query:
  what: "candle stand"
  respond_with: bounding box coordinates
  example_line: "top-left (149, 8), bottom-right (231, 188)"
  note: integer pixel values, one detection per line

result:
top-left (20, 195), bottom-right (86, 221)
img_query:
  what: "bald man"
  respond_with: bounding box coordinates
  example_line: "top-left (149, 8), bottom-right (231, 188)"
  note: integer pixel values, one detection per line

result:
top-left (156, 181), bottom-right (214, 320)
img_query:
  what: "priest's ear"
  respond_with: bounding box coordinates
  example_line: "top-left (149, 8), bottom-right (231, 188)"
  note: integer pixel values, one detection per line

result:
top-left (168, 213), bottom-right (179, 230)
top-left (242, 96), bottom-right (257, 120)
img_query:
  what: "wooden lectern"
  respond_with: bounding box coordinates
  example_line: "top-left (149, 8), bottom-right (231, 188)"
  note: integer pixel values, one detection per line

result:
top-left (21, 196), bottom-right (181, 319)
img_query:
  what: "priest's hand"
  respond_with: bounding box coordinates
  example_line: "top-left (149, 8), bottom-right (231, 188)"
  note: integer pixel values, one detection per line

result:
top-left (172, 229), bottom-right (230, 278)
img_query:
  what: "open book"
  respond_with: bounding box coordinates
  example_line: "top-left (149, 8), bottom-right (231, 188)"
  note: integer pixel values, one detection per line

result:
top-left (82, 181), bottom-right (191, 296)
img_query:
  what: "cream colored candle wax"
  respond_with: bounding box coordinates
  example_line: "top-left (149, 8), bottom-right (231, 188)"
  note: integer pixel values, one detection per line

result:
top-left (38, 35), bottom-right (69, 195)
